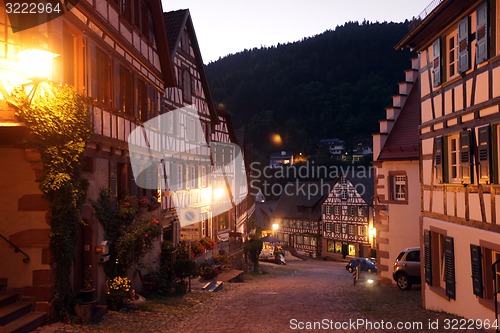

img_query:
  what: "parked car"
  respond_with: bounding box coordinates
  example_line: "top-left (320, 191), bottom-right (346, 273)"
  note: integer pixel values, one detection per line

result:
top-left (393, 247), bottom-right (421, 290)
top-left (345, 258), bottom-right (377, 273)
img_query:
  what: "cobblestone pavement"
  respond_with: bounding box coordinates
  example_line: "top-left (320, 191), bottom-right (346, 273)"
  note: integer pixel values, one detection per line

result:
top-left (35, 256), bottom-right (489, 333)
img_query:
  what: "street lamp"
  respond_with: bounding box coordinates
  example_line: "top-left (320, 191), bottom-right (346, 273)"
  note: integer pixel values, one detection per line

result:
top-left (18, 48), bottom-right (56, 81)
top-left (272, 223), bottom-right (279, 238)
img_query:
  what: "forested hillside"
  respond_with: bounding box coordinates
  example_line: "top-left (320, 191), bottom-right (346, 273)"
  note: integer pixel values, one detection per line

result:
top-left (205, 21), bottom-right (415, 160)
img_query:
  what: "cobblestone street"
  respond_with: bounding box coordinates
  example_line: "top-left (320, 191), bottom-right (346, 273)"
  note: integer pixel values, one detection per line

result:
top-left (35, 256), bottom-right (488, 333)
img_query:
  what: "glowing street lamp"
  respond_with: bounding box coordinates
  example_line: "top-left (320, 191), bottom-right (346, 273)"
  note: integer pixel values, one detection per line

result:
top-left (272, 223), bottom-right (279, 237)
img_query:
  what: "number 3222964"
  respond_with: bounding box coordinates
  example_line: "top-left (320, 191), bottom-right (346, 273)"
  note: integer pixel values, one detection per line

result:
top-left (5, 2), bottom-right (62, 14)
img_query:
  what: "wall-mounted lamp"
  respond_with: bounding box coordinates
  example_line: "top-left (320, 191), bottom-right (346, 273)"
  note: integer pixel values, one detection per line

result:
top-left (17, 48), bottom-right (57, 82)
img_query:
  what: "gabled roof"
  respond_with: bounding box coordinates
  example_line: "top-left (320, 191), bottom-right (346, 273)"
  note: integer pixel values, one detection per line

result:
top-left (378, 78), bottom-right (420, 161)
top-left (163, 9), bottom-right (218, 123)
top-left (343, 170), bottom-right (374, 205)
top-left (150, 0), bottom-right (176, 86)
top-left (273, 181), bottom-right (332, 221)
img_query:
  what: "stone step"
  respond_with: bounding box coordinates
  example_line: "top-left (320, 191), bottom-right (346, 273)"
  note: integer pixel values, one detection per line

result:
top-left (0, 302), bottom-right (32, 326)
top-left (0, 311), bottom-right (46, 333)
top-left (207, 281), bottom-right (223, 292)
top-left (0, 294), bottom-right (18, 308)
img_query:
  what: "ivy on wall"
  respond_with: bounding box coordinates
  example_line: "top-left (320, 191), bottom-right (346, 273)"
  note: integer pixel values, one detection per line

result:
top-left (10, 82), bottom-right (91, 320)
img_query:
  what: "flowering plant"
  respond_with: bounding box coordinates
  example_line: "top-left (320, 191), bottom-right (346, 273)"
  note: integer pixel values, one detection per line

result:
top-left (200, 237), bottom-right (216, 251)
top-left (106, 276), bottom-right (131, 302)
top-left (191, 241), bottom-right (206, 258)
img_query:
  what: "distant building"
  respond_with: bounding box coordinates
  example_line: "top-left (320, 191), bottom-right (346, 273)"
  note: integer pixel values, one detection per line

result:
top-left (321, 172), bottom-right (374, 259)
top-left (318, 138), bottom-right (345, 158)
top-left (352, 141), bottom-right (373, 163)
top-left (273, 181), bottom-right (331, 257)
top-left (269, 151), bottom-right (294, 168)
top-left (372, 57), bottom-right (421, 284)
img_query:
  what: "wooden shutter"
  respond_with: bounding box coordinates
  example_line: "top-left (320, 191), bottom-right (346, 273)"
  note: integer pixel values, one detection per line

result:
top-left (460, 130), bottom-right (473, 184)
top-left (432, 39), bottom-right (442, 86)
top-left (434, 136), bottom-right (444, 183)
top-left (424, 230), bottom-right (432, 286)
top-left (445, 236), bottom-right (456, 299)
top-left (470, 244), bottom-right (484, 298)
top-left (458, 16), bottom-right (470, 73)
top-left (476, 1), bottom-right (489, 63)
top-left (477, 126), bottom-right (491, 184)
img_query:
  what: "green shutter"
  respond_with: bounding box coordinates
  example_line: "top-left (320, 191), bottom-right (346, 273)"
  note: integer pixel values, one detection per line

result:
top-left (432, 39), bottom-right (442, 86)
top-left (476, 1), bottom-right (489, 63)
top-left (434, 137), bottom-right (444, 183)
top-left (445, 236), bottom-right (456, 299)
top-left (424, 230), bottom-right (432, 285)
top-left (458, 16), bottom-right (470, 73)
top-left (478, 126), bottom-right (491, 184)
top-left (460, 130), bottom-right (473, 184)
top-left (470, 244), bottom-right (484, 298)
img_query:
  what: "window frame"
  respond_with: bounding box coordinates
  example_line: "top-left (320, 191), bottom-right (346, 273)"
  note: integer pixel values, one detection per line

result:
top-left (388, 171), bottom-right (408, 204)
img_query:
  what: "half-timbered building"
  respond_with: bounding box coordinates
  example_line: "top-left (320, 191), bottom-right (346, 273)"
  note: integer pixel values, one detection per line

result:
top-left (372, 58), bottom-right (421, 284)
top-left (397, 0), bottom-right (500, 320)
top-left (273, 181), bottom-right (330, 258)
top-left (322, 173), bottom-right (374, 259)
top-left (162, 9), bottom-right (219, 243)
top-left (211, 107), bottom-right (250, 243)
top-left (0, 0), bottom-right (175, 323)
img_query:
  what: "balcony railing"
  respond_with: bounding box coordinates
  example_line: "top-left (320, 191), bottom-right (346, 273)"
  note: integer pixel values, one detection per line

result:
top-left (408, 0), bottom-right (444, 32)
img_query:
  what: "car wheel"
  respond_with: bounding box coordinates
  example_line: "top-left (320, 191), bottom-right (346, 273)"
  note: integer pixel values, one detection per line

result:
top-left (396, 273), bottom-right (412, 290)
top-left (347, 267), bottom-right (353, 273)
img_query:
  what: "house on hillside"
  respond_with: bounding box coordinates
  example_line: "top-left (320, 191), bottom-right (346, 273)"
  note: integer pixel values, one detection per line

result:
top-left (273, 181), bottom-right (330, 258)
top-left (321, 173), bottom-right (374, 259)
top-left (0, 0), bottom-right (175, 324)
top-left (269, 151), bottom-right (294, 168)
top-left (318, 138), bottom-right (345, 158)
top-left (397, 0), bottom-right (500, 320)
top-left (372, 57), bottom-right (421, 284)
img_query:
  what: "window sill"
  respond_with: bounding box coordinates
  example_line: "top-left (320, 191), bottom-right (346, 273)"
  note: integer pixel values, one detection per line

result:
top-left (429, 285), bottom-right (450, 301)
top-left (477, 297), bottom-right (500, 312)
top-left (386, 199), bottom-right (408, 205)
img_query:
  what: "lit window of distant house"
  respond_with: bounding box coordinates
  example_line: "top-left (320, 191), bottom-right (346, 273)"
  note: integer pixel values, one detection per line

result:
top-left (348, 225), bottom-right (356, 235)
top-left (334, 224), bottom-right (341, 233)
top-left (334, 206), bottom-right (341, 216)
top-left (324, 205), bottom-right (331, 215)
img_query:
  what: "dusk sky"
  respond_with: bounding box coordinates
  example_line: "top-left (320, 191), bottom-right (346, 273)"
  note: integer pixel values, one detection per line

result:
top-left (161, 0), bottom-right (433, 63)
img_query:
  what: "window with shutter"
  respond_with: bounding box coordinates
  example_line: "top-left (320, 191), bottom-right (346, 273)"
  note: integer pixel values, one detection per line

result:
top-left (459, 130), bottom-right (472, 184)
top-left (424, 230), bottom-right (432, 285)
top-left (444, 236), bottom-right (456, 299)
top-left (457, 16), bottom-right (470, 73)
top-left (470, 244), bottom-right (484, 298)
top-left (434, 137), bottom-right (444, 183)
top-left (477, 126), bottom-right (491, 184)
top-left (476, 2), bottom-right (489, 63)
top-left (432, 39), bottom-right (442, 86)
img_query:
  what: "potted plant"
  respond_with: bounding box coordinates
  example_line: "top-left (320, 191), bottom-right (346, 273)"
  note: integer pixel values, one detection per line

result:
top-left (80, 265), bottom-right (95, 304)
top-left (105, 276), bottom-right (131, 311)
